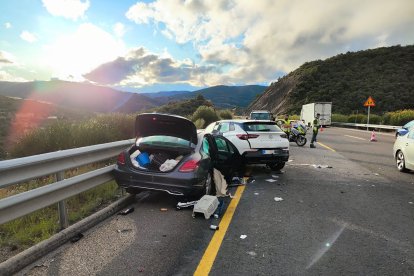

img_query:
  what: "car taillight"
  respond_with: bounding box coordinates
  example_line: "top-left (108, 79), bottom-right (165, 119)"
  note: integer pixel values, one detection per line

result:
top-left (117, 152), bottom-right (126, 165)
top-left (237, 134), bottom-right (260, 140)
top-left (280, 134), bottom-right (288, 139)
top-left (179, 159), bottom-right (199, 172)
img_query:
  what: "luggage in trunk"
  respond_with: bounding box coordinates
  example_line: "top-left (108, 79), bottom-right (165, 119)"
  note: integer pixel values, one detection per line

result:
top-left (128, 145), bottom-right (188, 172)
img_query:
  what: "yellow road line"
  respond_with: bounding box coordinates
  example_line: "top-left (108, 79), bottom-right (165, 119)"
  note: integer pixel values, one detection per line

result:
top-left (317, 142), bottom-right (336, 152)
top-left (194, 185), bottom-right (246, 276)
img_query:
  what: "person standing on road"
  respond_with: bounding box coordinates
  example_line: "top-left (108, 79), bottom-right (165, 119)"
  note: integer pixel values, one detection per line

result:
top-left (310, 113), bottom-right (321, 148)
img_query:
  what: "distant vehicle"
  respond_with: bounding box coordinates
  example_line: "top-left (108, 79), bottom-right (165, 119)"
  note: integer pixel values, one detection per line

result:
top-left (393, 127), bottom-right (414, 172)
top-left (249, 110), bottom-right (274, 121)
top-left (114, 113), bottom-right (242, 196)
top-left (205, 119), bottom-right (289, 171)
top-left (395, 120), bottom-right (414, 137)
top-left (300, 102), bottom-right (332, 127)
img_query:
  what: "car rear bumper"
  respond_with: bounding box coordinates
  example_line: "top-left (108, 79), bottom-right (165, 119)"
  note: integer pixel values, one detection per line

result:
top-left (243, 149), bottom-right (289, 164)
top-left (113, 167), bottom-right (205, 196)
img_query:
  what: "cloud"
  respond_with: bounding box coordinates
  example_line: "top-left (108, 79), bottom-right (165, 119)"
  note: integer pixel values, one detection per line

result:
top-left (0, 70), bottom-right (27, 82)
top-left (113, 22), bottom-right (126, 37)
top-left (42, 23), bottom-right (126, 80)
top-left (0, 51), bottom-right (13, 64)
top-left (4, 22), bottom-right (12, 29)
top-left (84, 47), bottom-right (218, 87)
top-left (126, 0), bottom-right (414, 83)
top-left (42, 0), bottom-right (90, 20)
top-left (20, 31), bottom-right (37, 43)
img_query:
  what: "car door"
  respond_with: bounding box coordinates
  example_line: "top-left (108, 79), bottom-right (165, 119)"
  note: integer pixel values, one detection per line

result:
top-left (205, 134), bottom-right (242, 177)
top-left (405, 129), bottom-right (414, 170)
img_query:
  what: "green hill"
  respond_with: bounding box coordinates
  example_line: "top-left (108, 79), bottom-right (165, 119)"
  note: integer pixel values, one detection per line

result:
top-left (248, 45), bottom-right (414, 115)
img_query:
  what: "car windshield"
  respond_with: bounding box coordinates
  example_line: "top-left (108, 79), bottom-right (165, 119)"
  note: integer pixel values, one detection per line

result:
top-left (242, 122), bottom-right (281, 132)
top-left (251, 113), bottom-right (272, 120)
top-left (403, 120), bottom-right (414, 129)
top-left (138, 135), bottom-right (195, 148)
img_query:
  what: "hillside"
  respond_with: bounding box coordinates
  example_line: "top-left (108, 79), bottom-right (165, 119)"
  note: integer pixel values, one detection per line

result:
top-left (248, 45), bottom-right (414, 115)
top-left (0, 80), bottom-right (160, 114)
top-left (154, 85), bottom-right (266, 108)
top-left (0, 95), bottom-right (92, 158)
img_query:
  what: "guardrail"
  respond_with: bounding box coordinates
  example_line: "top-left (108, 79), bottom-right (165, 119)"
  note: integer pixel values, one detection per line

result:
top-left (0, 139), bottom-right (134, 227)
top-left (331, 122), bottom-right (401, 131)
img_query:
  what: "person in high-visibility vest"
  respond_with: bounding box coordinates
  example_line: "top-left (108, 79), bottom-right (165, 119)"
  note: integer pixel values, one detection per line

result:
top-left (310, 113), bottom-right (321, 148)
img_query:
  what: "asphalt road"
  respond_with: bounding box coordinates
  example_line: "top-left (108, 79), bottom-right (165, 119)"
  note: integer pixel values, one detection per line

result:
top-left (20, 127), bottom-right (414, 276)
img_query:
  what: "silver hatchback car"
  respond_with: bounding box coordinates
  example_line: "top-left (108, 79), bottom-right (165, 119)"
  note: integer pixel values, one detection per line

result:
top-left (393, 128), bottom-right (414, 172)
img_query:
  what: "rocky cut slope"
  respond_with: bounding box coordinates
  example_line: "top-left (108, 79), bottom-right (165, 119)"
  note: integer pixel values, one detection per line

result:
top-left (248, 44), bottom-right (414, 115)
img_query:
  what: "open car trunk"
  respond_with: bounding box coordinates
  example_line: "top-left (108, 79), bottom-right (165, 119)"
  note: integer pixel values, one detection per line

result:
top-left (128, 144), bottom-right (192, 172)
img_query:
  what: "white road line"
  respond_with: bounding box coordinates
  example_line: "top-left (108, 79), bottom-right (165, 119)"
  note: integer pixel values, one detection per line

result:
top-left (344, 134), bottom-right (366, 140)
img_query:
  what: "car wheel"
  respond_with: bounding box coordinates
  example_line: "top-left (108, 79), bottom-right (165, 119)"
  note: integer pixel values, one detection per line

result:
top-left (396, 150), bottom-right (407, 172)
top-left (268, 162), bottom-right (285, 171)
top-left (204, 172), bottom-right (215, 195)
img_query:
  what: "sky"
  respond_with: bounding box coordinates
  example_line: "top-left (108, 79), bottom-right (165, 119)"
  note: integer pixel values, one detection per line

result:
top-left (0, 0), bottom-right (413, 93)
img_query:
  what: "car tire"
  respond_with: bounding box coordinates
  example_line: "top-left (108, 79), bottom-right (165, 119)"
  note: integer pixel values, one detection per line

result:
top-left (204, 172), bottom-right (215, 195)
top-left (268, 162), bottom-right (285, 171)
top-left (396, 150), bottom-right (408, 172)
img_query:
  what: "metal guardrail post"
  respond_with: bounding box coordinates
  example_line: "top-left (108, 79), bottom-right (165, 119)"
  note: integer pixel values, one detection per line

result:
top-left (56, 171), bottom-right (69, 230)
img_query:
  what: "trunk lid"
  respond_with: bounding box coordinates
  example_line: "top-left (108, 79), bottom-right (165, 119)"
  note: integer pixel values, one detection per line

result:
top-left (242, 121), bottom-right (288, 149)
top-left (135, 113), bottom-right (198, 145)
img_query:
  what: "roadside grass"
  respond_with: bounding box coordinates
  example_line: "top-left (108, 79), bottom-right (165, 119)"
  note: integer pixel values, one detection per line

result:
top-left (0, 180), bottom-right (121, 262)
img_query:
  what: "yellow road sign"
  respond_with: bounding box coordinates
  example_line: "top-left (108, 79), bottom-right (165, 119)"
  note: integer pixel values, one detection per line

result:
top-left (364, 96), bottom-right (376, 107)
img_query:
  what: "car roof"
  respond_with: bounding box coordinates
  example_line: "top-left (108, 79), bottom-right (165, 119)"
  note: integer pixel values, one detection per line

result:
top-left (216, 119), bottom-right (275, 123)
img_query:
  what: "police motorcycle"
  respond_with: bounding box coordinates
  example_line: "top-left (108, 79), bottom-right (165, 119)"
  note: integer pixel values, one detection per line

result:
top-left (287, 125), bottom-right (307, 146)
top-left (277, 119), bottom-right (307, 146)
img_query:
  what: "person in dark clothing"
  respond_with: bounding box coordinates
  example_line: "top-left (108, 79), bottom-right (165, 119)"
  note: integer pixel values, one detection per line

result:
top-left (310, 113), bottom-right (321, 148)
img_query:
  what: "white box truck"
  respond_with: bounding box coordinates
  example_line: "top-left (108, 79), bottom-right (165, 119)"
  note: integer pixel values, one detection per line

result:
top-left (300, 102), bottom-right (332, 127)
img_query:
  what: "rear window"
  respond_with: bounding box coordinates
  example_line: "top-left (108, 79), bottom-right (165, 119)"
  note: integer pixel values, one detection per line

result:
top-left (137, 135), bottom-right (195, 148)
top-left (242, 122), bottom-right (282, 132)
top-left (250, 113), bottom-right (272, 120)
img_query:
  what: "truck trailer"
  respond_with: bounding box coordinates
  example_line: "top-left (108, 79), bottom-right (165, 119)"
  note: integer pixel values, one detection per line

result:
top-left (300, 102), bottom-right (332, 127)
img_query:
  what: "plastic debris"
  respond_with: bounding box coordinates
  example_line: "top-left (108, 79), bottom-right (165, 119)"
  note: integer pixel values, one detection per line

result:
top-left (160, 208), bottom-right (168, 212)
top-left (70, 233), bottom-right (84, 243)
top-left (312, 164), bottom-right (333, 169)
top-left (210, 225), bottom-right (219, 230)
top-left (265, 179), bottom-right (277, 182)
top-left (247, 251), bottom-right (257, 256)
top-left (176, 201), bottom-right (198, 210)
top-left (240, 235), bottom-right (247, 239)
top-left (213, 214), bottom-right (219, 219)
top-left (271, 175), bottom-right (279, 178)
top-left (374, 173), bottom-right (379, 176)
top-left (193, 195), bottom-right (219, 219)
top-left (409, 202), bottom-right (413, 205)
top-left (117, 229), bottom-right (132, 233)
top-left (254, 192), bottom-right (259, 195)
top-left (274, 197), bottom-right (283, 202)
top-left (118, 207), bottom-right (135, 215)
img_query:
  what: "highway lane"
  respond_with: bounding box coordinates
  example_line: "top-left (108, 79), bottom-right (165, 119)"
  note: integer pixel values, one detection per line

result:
top-left (314, 127), bottom-right (414, 189)
top-left (19, 131), bottom-right (414, 275)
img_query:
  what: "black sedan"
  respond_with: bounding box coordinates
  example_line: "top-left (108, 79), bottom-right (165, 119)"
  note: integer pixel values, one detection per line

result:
top-left (114, 113), bottom-right (242, 196)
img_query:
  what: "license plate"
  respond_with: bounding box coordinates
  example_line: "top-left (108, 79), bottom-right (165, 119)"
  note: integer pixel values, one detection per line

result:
top-left (262, 150), bottom-right (274, 154)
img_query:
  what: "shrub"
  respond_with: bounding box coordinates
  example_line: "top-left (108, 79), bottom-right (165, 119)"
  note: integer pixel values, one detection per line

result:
top-left (218, 110), bottom-right (233, 120)
top-left (332, 113), bottom-right (348, 122)
top-left (191, 106), bottom-right (219, 128)
top-left (384, 109), bottom-right (414, 126)
top-left (10, 113), bottom-right (134, 158)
